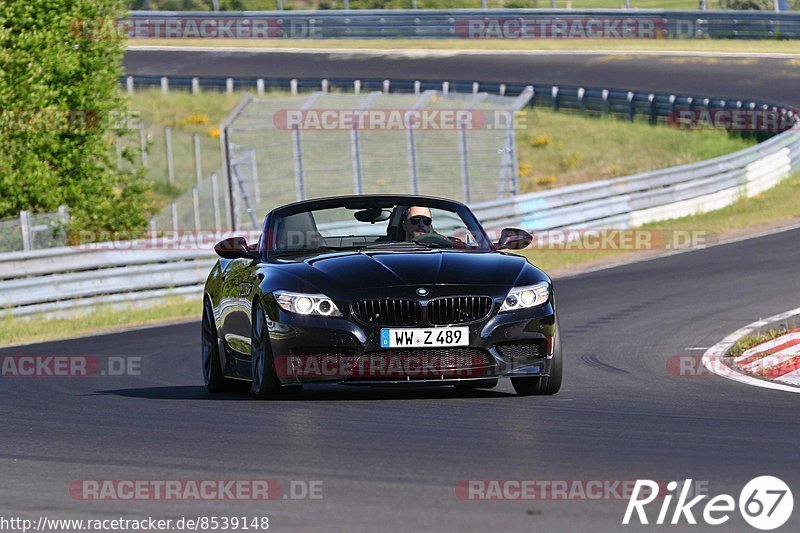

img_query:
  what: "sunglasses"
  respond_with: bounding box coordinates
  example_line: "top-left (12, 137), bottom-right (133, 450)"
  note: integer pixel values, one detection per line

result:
top-left (408, 215), bottom-right (432, 226)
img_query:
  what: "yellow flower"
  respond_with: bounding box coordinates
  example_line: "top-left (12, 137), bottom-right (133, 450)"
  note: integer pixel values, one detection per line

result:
top-left (530, 134), bottom-right (551, 148)
top-left (208, 127), bottom-right (220, 138)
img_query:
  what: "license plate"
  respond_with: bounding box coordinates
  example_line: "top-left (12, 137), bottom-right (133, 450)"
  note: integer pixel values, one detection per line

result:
top-left (380, 327), bottom-right (469, 348)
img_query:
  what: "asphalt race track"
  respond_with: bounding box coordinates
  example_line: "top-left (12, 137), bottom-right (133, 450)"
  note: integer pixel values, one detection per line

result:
top-left (0, 51), bottom-right (799, 531)
top-left (3, 228), bottom-right (800, 531)
top-left (124, 49), bottom-right (800, 107)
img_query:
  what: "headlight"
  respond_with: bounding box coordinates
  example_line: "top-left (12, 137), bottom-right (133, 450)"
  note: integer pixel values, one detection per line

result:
top-left (274, 291), bottom-right (343, 317)
top-left (499, 282), bottom-right (550, 313)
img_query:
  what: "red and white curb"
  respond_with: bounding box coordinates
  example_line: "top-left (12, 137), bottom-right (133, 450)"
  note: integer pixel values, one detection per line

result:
top-left (702, 307), bottom-right (800, 394)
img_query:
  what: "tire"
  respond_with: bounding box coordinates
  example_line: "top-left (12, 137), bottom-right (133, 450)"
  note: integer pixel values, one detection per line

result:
top-left (455, 378), bottom-right (499, 390)
top-left (511, 327), bottom-right (563, 396)
top-left (202, 298), bottom-right (239, 393)
top-left (250, 300), bottom-right (285, 400)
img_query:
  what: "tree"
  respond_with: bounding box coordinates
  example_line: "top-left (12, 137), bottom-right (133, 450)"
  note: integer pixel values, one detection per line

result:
top-left (0, 0), bottom-right (151, 239)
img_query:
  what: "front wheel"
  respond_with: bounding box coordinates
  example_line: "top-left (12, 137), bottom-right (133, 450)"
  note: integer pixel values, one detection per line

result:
top-left (511, 328), bottom-right (562, 396)
top-left (202, 298), bottom-right (238, 393)
top-left (251, 300), bottom-right (284, 399)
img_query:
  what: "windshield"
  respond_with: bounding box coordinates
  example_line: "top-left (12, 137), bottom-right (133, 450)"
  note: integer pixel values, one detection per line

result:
top-left (266, 198), bottom-right (493, 255)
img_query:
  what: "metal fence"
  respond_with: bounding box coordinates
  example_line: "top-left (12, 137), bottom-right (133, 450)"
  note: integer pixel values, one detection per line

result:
top-left (126, 9), bottom-right (800, 39)
top-left (219, 89), bottom-right (533, 229)
top-left (134, 75), bottom-right (797, 233)
top-left (0, 207), bottom-right (69, 254)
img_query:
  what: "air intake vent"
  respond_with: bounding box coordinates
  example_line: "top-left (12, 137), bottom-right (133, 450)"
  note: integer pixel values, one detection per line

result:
top-left (428, 296), bottom-right (493, 325)
top-left (352, 299), bottom-right (422, 326)
top-left (497, 341), bottom-right (547, 359)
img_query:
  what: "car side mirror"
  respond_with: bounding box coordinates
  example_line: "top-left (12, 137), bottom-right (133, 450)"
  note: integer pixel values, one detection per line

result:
top-left (214, 237), bottom-right (258, 260)
top-left (497, 228), bottom-right (532, 250)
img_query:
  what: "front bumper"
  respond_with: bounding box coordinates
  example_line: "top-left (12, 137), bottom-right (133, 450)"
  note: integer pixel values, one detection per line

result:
top-left (264, 296), bottom-right (556, 385)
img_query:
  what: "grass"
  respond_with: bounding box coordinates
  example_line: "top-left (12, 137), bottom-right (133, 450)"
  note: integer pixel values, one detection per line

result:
top-left (128, 38), bottom-right (800, 54)
top-left (727, 325), bottom-right (798, 360)
top-left (517, 169), bottom-right (800, 272)
top-left (516, 109), bottom-right (752, 190)
top-left (0, 297), bottom-right (201, 347)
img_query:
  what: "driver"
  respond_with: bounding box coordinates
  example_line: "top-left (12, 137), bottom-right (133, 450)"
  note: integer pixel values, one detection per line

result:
top-left (401, 206), bottom-right (434, 241)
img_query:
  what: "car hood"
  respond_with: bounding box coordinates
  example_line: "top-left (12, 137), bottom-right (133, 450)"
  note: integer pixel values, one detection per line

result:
top-left (267, 250), bottom-right (545, 293)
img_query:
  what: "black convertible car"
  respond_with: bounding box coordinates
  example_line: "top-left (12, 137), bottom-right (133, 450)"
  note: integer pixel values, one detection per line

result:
top-left (202, 195), bottom-right (561, 398)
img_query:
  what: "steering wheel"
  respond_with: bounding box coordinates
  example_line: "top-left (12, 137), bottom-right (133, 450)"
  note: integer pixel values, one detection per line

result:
top-left (411, 233), bottom-right (454, 248)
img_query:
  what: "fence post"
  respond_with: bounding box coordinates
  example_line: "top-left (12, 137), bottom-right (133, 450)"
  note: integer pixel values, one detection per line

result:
top-left (627, 91), bottom-right (636, 121)
top-left (219, 95), bottom-right (254, 231)
top-left (354, 80), bottom-right (361, 94)
top-left (194, 134), bottom-right (203, 188)
top-left (577, 87), bottom-right (585, 113)
top-left (459, 93), bottom-right (489, 204)
top-left (257, 78), bottom-right (265, 96)
top-left (414, 80), bottom-right (421, 95)
top-left (290, 79), bottom-right (298, 95)
top-left (383, 80), bottom-right (391, 93)
top-left (211, 172), bottom-right (221, 230)
top-left (171, 202), bottom-right (178, 231)
top-left (552, 86), bottom-right (559, 111)
top-left (602, 89), bottom-right (610, 114)
top-left (350, 92), bottom-right (381, 195)
top-left (160, 76), bottom-right (169, 93)
top-left (126, 76), bottom-right (134, 94)
top-left (250, 150), bottom-right (261, 205)
top-left (406, 91), bottom-right (435, 195)
top-left (20, 210), bottom-right (31, 251)
top-left (165, 126), bottom-right (175, 184)
top-left (58, 205), bottom-right (69, 225)
top-left (321, 79), bottom-right (329, 93)
top-left (648, 93), bottom-right (657, 124)
top-left (115, 136), bottom-right (123, 170)
top-left (226, 78), bottom-right (234, 94)
top-left (292, 92), bottom-right (324, 202)
top-left (139, 121), bottom-right (148, 168)
top-left (193, 188), bottom-right (201, 231)
top-left (192, 77), bottom-right (200, 94)
top-left (472, 82), bottom-right (479, 94)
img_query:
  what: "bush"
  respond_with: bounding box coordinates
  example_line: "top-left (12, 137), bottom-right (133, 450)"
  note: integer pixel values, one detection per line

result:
top-left (719, 0), bottom-right (775, 9)
top-left (0, 0), bottom-right (151, 239)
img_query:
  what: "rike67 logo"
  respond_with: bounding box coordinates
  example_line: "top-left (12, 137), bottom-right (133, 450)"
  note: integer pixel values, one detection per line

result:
top-left (623, 477), bottom-right (793, 530)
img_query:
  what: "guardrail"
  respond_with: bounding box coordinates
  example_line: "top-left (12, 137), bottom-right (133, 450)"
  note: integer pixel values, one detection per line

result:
top-left (0, 246), bottom-right (215, 318)
top-left (127, 9), bottom-right (800, 39)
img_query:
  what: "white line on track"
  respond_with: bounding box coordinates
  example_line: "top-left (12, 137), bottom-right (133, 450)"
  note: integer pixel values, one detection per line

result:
top-left (126, 45), bottom-right (800, 59)
top-left (702, 307), bottom-right (800, 394)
